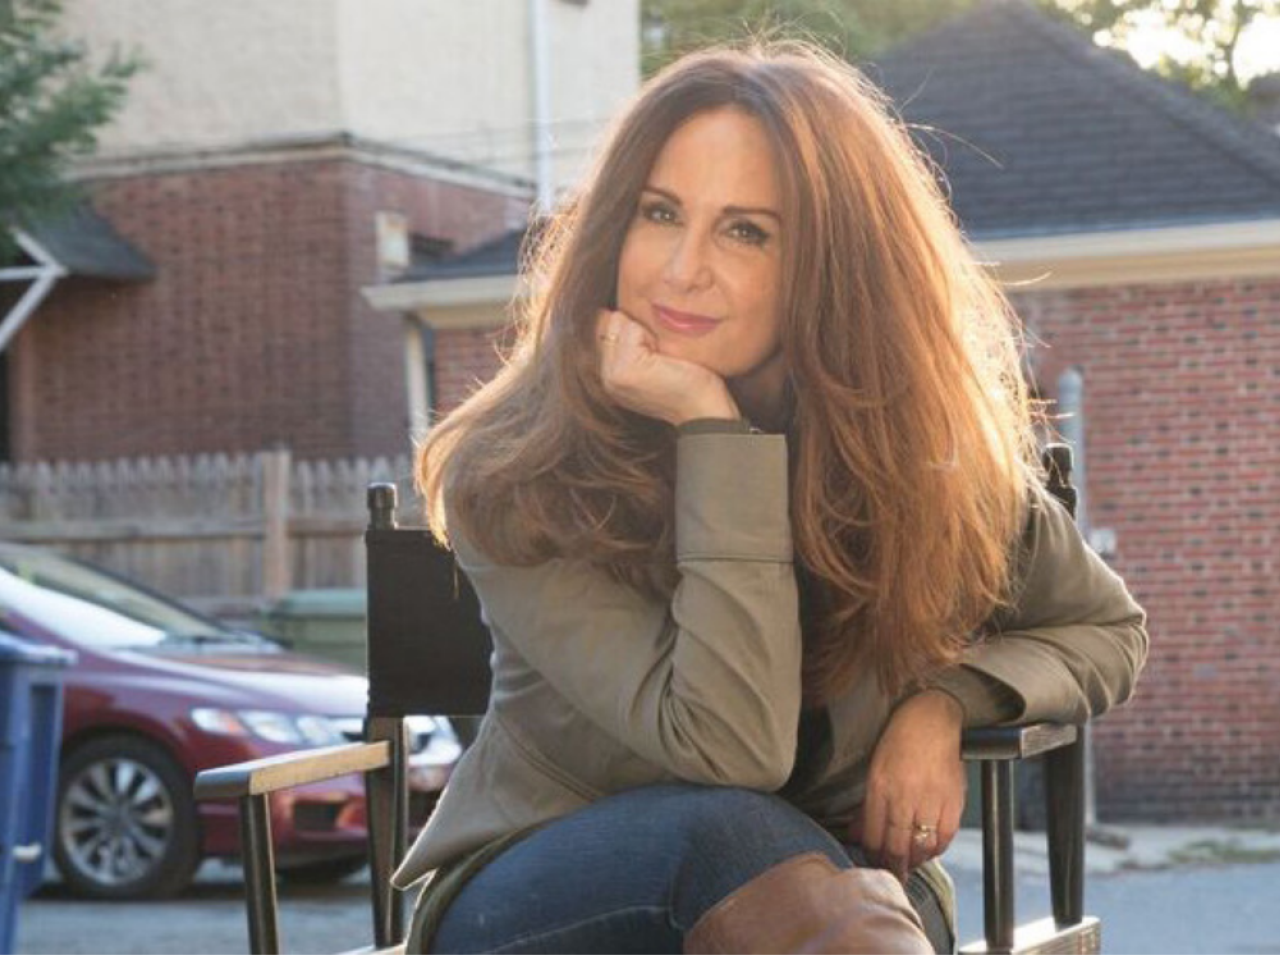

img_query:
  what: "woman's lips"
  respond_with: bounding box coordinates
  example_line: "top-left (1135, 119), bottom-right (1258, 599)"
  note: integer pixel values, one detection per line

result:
top-left (653, 303), bottom-right (720, 337)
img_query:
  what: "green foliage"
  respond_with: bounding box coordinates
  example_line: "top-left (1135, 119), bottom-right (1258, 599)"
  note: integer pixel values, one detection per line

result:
top-left (1037, 0), bottom-right (1279, 113)
top-left (640, 0), bottom-right (978, 77)
top-left (642, 0), bottom-right (1278, 116)
top-left (0, 0), bottom-right (143, 254)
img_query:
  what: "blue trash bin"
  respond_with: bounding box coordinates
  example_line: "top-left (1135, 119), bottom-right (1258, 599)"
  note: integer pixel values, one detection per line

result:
top-left (0, 634), bottom-right (74, 955)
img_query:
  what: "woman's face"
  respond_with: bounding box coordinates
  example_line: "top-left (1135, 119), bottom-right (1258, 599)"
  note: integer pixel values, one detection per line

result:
top-left (616, 106), bottom-right (785, 390)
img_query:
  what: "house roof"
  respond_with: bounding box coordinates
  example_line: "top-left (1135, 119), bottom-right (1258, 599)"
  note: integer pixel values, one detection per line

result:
top-left (19, 206), bottom-right (155, 280)
top-left (398, 227), bottom-right (529, 282)
top-left (867, 0), bottom-right (1280, 239)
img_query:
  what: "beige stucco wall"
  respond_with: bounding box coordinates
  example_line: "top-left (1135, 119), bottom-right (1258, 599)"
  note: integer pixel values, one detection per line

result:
top-left (336, 0), bottom-right (640, 189)
top-left (61, 0), bottom-right (343, 153)
top-left (63, 0), bottom-right (639, 191)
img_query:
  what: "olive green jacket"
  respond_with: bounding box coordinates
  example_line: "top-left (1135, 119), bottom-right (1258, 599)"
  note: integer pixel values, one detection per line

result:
top-left (390, 422), bottom-right (1149, 905)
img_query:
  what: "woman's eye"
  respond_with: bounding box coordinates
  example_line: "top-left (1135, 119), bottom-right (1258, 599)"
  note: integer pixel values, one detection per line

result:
top-left (640, 201), bottom-right (676, 224)
top-left (636, 202), bottom-right (768, 247)
top-left (728, 220), bottom-right (769, 246)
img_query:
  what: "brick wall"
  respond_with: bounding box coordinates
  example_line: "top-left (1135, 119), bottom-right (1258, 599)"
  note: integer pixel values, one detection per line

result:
top-left (1015, 277), bottom-right (1280, 821)
top-left (10, 155), bottom-right (526, 461)
top-left (340, 163), bottom-right (526, 456)
top-left (433, 327), bottom-right (510, 414)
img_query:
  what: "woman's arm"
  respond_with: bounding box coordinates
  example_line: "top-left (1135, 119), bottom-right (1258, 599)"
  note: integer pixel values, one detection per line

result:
top-left (860, 482), bottom-right (1149, 875)
top-left (448, 423), bottom-right (803, 791)
top-left (926, 481), bottom-right (1150, 727)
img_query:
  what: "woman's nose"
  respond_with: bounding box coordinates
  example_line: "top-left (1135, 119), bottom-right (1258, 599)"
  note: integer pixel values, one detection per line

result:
top-left (662, 231), bottom-right (713, 290)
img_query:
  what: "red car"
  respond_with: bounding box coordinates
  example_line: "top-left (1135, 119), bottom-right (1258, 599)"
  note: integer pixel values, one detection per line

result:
top-left (0, 541), bottom-right (461, 900)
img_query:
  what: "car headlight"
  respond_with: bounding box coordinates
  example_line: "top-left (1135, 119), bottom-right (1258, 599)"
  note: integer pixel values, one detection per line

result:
top-left (190, 708), bottom-right (347, 746)
top-left (293, 714), bottom-right (346, 746)
top-left (190, 708), bottom-right (249, 737)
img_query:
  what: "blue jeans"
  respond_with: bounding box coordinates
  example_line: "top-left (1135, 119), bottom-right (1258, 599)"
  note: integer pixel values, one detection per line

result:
top-left (429, 783), bottom-right (953, 953)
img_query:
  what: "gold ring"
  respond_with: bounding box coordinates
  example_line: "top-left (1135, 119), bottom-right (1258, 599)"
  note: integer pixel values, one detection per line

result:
top-left (912, 824), bottom-right (938, 844)
top-left (599, 333), bottom-right (619, 343)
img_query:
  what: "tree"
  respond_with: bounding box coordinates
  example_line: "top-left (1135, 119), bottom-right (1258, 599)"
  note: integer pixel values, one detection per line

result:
top-left (0, 0), bottom-right (142, 257)
top-left (641, 0), bottom-right (979, 77)
top-left (642, 0), bottom-right (1279, 116)
top-left (1045, 0), bottom-right (1280, 113)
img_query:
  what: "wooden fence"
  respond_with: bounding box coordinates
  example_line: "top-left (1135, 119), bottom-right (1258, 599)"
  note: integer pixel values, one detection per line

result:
top-left (0, 449), bottom-right (419, 618)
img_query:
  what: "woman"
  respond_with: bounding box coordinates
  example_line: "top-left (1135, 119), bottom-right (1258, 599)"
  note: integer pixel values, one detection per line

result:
top-left (395, 41), bottom-right (1149, 954)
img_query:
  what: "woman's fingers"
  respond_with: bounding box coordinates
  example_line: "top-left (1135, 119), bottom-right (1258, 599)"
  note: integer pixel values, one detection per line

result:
top-left (860, 690), bottom-right (968, 876)
top-left (860, 786), bottom-right (888, 858)
top-left (846, 807), bottom-right (865, 846)
top-left (861, 778), bottom-right (953, 878)
top-left (881, 818), bottom-right (913, 882)
top-left (597, 310), bottom-right (657, 390)
top-left (596, 309), bottom-right (637, 372)
top-left (937, 793), bottom-right (963, 857)
top-left (594, 308), bottom-right (735, 425)
top-left (906, 811), bottom-right (943, 873)
top-left (862, 786), bottom-right (917, 882)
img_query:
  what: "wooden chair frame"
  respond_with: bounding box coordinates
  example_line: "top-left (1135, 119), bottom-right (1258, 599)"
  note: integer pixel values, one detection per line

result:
top-left (196, 444), bottom-right (1100, 955)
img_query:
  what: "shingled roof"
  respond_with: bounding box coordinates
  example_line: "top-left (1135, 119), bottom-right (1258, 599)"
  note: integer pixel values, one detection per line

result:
top-left (20, 206), bottom-right (155, 280)
top-left (867, 0), bottom-right (1280, 240)
top-left (399, 227), bottom-right (528, 283)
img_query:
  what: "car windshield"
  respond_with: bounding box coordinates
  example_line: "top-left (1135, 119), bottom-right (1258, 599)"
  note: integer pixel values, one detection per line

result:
top-left (0, 548), bottom-right (246, 648)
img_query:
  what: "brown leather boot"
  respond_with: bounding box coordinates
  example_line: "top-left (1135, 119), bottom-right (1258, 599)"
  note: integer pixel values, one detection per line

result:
top-left (683, 852), bottom-right (935, 955)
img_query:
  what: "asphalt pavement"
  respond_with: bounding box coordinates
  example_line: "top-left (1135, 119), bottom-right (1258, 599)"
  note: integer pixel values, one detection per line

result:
top-left (15, 826), bottom-right (1280, 954)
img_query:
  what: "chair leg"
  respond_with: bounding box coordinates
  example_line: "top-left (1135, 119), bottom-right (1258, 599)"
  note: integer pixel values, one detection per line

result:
top-left (366, 718), bottom-right (409, 948)
top-left (240, 794), bottom-right (281, 954)
top-left (981, 759), bottom-right (1016, 953)
top-left (1044, 736), bottom-right (1086, 927)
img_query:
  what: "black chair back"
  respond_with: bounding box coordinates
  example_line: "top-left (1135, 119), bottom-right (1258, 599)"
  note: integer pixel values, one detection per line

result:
top-left (365, 489), bottom-right (492, 718)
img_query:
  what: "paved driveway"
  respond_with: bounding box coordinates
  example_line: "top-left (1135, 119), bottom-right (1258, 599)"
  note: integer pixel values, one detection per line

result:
top-left (16, 839), bottom-right (1280, 954)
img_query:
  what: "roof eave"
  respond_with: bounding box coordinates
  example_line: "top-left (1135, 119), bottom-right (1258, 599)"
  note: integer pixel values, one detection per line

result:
top-left (363, 273), bottom-right (522, 322)
top-left (362, 218), bottom-right (1280, 325)
top-left (977, 217), bottom-right (1280, 289)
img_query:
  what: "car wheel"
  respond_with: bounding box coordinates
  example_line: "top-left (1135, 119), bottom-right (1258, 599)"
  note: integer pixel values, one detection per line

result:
top-left (278, 854), bottom-right (367, 885)
top-left (54, 735), bottom-right (201, 900)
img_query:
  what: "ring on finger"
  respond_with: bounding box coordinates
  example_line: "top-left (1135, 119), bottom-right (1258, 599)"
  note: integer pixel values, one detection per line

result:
top-left (911, 823), bottom-right (938, 846)
top-left (598, 332), bottom-right (620, 343)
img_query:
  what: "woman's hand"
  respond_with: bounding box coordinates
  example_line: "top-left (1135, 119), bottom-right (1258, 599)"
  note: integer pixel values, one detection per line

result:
top-left (595, 309), bottom-right (740, 426)
top-left (851, 690), bottom-right (966, 882)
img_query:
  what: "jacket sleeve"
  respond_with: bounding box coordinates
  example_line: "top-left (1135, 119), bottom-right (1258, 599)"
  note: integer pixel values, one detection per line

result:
top-left (447, 425), bottom-right (803, 791)
top-left (927, 482), bottom-right (1150, 727)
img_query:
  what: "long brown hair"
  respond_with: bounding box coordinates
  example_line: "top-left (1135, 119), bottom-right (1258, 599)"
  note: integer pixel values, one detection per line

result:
top-left (416, 41), bottom-right (1047, 704)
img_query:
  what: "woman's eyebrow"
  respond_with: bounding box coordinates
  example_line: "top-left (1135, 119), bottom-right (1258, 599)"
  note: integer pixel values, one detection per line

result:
top-left (641, 184), bottom-right (781, 223)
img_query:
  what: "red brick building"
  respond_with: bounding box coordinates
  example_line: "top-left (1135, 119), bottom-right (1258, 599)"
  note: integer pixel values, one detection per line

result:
top-left (3, 144), bottom-right (528, 461)
top-left (0, 0), bottom-right (637, 463)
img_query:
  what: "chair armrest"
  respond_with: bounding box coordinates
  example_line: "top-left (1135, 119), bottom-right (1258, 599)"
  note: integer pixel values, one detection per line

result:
top-left (960, 723), bottom-right (1090, 954)
top-left (961, 723), bottom-right (1077, 761)
top-left (195, 739), bottom-right (398, 954)
top-left (194, 741), bottom-right (392, 802)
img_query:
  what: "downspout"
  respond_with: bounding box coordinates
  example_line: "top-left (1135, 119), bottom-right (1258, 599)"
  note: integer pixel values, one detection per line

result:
top-left (0, 231), bottom-right (67, 353)
top-left (528, 0), bottom-right (555, 214)
top-left (1056, 366), bottom-right (1097, 828)
top-left (403, 317), bottom-right (436, 440)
